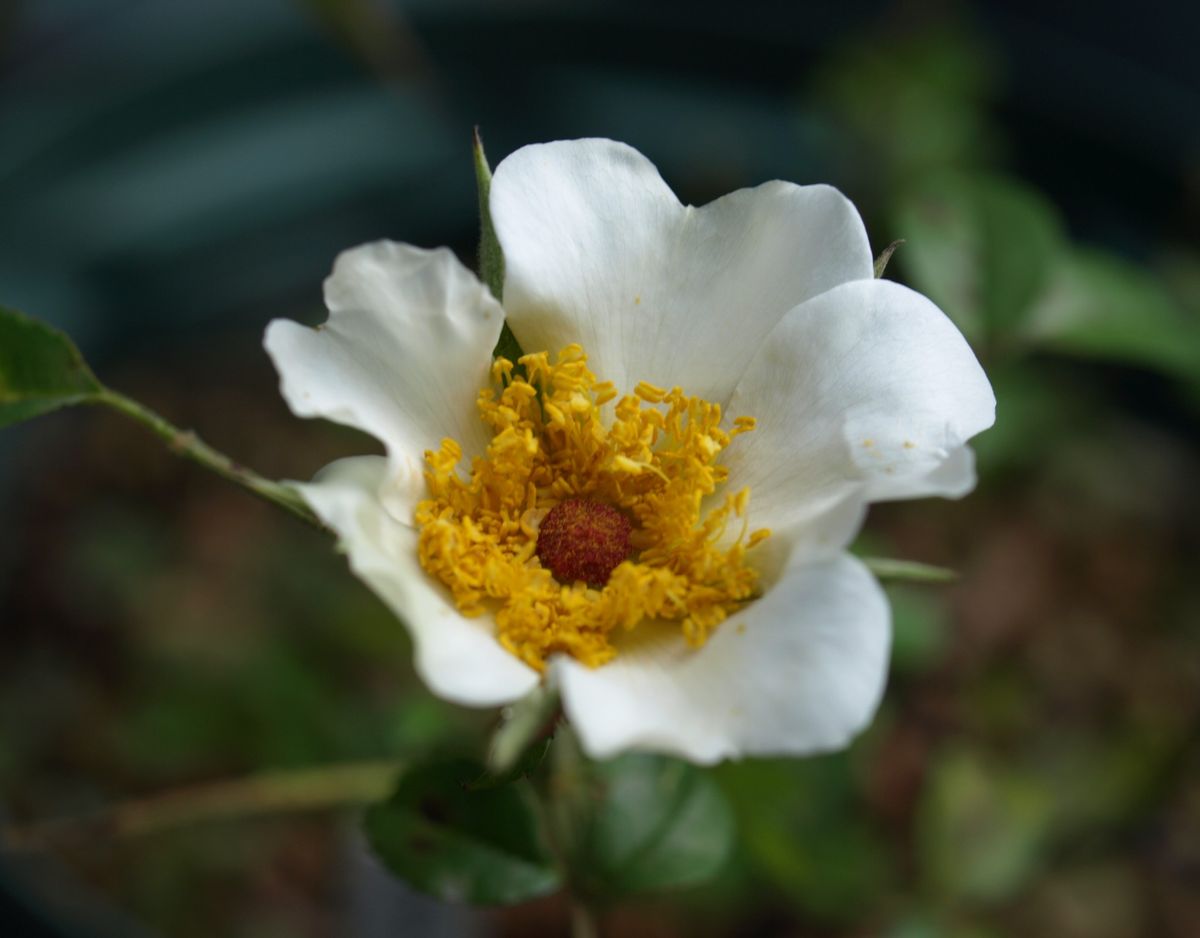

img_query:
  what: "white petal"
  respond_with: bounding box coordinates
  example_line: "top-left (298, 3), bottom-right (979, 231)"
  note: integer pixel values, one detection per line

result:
top-left (490, 139), bottom-right (873, 403)
top-left (724, 278), bottom-right (995, 534)
top-left (265, 242), bottom-right (503, 523)
top-left (553, 553), bottom-right (890, 764)
top-left (749, 490), bottom-right (868, 587)
top-left (294, 455), bottom-right (539, 707)
top-left (866, 442), bottom-right (978, 502)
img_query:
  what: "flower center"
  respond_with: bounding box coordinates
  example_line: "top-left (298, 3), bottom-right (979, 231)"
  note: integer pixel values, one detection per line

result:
top-left (414, 344), bottom-right (770, 671)
top-left (536, 498), bottom-right (632, 588)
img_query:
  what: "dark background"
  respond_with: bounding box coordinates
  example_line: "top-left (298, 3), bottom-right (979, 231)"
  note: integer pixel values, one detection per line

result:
top-left (2, 1), bottom-right (1199, 936)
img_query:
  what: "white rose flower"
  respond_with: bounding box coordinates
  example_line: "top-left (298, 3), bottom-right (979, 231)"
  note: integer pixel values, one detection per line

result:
top-left (264, 139), bottom-right (994, 765)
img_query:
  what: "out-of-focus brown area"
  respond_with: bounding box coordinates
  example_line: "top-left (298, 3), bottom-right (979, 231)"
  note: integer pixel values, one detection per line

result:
top-left (2, 1), bottom-right (1199, 936)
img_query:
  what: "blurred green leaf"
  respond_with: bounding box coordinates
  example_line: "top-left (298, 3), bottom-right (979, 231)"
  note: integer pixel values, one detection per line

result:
top-left (0, 305), bottom-right (102, 427)
top-left (565, 751), bottom-right (735, 898)
top-left (894, 173), bottom-right (1064, 346)
top-left (1042, 730), bottom-right (1183, 838)
top-left (816, 28), bottom-right (1001, 184)
top-left (718, 756), bottom-right (889, 921)
top-left (365, 757), bottom-right (560, 905)
top-left (888, 585), bottom-right (950, 673)
top-left (918, 748), bottom-right (1054, 903)
top-left (1023, 248), bottom-right (1200, 380)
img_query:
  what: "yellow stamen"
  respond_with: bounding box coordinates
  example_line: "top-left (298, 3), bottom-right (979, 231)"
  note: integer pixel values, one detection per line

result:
top-left (414, 344), bottom-right (769, 671)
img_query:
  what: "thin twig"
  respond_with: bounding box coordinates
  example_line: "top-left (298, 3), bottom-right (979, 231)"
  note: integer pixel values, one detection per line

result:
top-left (94, 389), bottom-right (324, 530)
top-left (3, 761), bottom-right (402, 852)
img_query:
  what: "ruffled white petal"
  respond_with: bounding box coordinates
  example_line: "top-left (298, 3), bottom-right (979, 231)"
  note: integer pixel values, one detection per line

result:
top-left (293, 455), bottom-right (539, 707)
top-left (724, 278), bottom-right (995, 535)
top-left (553, 553), bottom-right (890, 764)
top-left (865, 442), bottom-right (978, 502)
top-left (265, 241), bottom-right (503, 523)
top-left (490, 139), bottom-right (874, 404)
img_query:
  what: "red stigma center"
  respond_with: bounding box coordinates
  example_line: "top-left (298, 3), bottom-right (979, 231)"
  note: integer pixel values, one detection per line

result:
top-left (536, 498), bottom-right (633, 588)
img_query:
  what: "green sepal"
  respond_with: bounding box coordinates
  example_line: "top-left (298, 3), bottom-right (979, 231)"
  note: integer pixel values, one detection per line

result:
top-left (0, 305), bottom-right (103, 428)
top-left (874, 239), bottom-right (904, 278)
top-left (364, 757), bottom-right (561, 905)
top-left (473, 127), bottom-right (506, 303)
top-left (486, 685), bottom-right (560, 779)
top-left (861, 556), bottom-right (958, 584)
top-left (471, 738), bottom-right (552, 792)
top-left (474, 129), bottom-right (526, 367)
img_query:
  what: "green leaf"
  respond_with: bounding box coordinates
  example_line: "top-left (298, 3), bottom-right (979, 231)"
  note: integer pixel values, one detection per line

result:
top-left (894, 172), bottom-right (1064, 346)
top-left (0, 305), bottom-right (103, 428)
top-left (364, 757), bottom-right (560, 905)
top-left (716, 756), bottom-right (890, 922)
top-left (473, 127), bottom-right (505, 302)
top-left (570, 753), bottom-right (735, 897)
top-left (1023, 248), bottom-right (1200, 380)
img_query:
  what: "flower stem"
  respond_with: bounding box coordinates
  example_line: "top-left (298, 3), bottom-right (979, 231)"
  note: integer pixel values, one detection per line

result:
top-left (535, 725), bottom-right (607, 938)
top-left (3, 760), bottom-right (402, 850)
top-left (94, 388), bottom-right (324, 530)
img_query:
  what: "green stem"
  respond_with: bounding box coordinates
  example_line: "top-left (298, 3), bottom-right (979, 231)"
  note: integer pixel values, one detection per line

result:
top-left (95, 389), bottom-right (323, 530)
top-left (4, 760), bottom-right (402, 850)
top-left (536, 725), bottom-right (605, 938)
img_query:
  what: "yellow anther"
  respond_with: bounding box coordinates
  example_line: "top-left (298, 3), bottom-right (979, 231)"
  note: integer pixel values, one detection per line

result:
top-left (634, 381), bottom-right (667, 403)
top-left (593, 382), bottom-right (618, 406)
top-left (747, 529), bottom-right (771, 548)
top-left (542, 401), bottom-right (567, 425)
top-left (414, 344), bottom-right (770, 672)
top-left (611, 455), bottom-right (648, 474)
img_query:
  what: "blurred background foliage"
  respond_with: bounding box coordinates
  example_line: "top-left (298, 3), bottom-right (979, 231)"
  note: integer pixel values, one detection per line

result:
top-left (2, 0), bottom-right (1199, 936)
